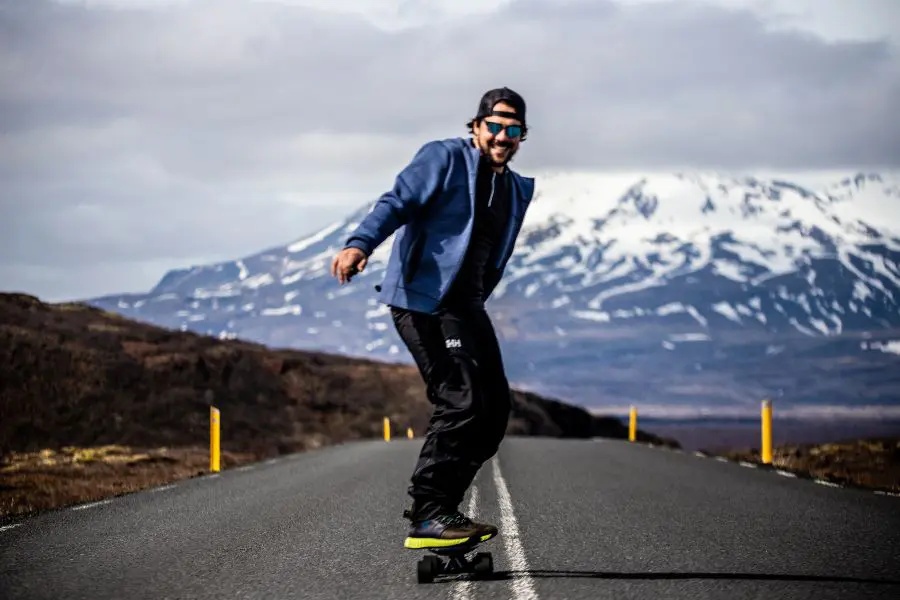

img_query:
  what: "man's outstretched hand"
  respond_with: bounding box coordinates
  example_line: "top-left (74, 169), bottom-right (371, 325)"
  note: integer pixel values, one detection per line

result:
top-left (331, 247), bottom-right (368, 284)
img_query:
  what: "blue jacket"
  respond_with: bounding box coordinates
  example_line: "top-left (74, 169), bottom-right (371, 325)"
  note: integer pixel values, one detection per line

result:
top-left (344, 136), bottom-right (536, 314)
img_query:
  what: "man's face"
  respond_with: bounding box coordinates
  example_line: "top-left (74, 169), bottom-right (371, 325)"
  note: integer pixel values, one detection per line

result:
top-left (473, 101), bottom-right (523, 169)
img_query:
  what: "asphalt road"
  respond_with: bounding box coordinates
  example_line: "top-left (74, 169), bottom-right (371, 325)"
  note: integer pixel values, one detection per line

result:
top-left (2, 436), bottom-right (899, 599)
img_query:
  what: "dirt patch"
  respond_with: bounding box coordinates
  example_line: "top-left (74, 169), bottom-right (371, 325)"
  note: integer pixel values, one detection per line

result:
top-left (717, 437), bottom-right (900, 492)
top-left (0, 445), bottom-right (261, 519)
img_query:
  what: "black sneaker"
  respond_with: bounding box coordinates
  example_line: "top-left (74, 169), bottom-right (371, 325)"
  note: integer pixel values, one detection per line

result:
top-left (404, 511), bottom-right (498, 549)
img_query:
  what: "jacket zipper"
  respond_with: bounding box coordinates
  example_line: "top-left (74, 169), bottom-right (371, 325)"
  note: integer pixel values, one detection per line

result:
top-left (488, 172), bottom-right (496, 207)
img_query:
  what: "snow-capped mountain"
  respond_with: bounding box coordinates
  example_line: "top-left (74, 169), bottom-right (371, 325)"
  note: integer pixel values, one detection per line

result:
top-left (497, 171), bottom-right (899, 336)
top-left (87, 172), bottom-right (900, 416)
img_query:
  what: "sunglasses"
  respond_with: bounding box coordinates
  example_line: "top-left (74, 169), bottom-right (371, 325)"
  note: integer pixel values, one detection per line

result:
top-left (484, 121), bottom-right (523, 139)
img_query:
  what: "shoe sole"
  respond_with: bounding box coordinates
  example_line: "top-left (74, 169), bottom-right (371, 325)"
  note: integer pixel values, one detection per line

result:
top-left (404, 532), bottom-right (496, 549)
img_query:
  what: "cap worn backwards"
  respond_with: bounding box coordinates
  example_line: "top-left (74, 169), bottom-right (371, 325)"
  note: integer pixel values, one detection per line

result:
top-left (466, 86), bottom-right (527, 133)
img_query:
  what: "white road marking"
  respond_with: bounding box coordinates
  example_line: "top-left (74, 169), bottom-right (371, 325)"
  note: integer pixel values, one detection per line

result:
top-left (874, 491), bottom-right (900, 498)
top-left (151, 484), bottom-right (176, 493)
top-left (693, 451), bottom-right (706, 457)
top-left (776, 470), bottom-right (797, 478)
top-left (236, 465), bottom-right (253, 472)
top-left (265, 459), bottom-right (278, 465)
top-left (815, 480), bottom-right (840, 488)
top-left (738, 461), bottom-right (757, 469)
top-left (715, 457), bottom-right (729, 463)
top-left (493, 457), bottom-right (538, 600)
top-left (72, 500), bottom-right (112, 511)
top-left (453, 486), bottom-right (479, 600)
top-left (0, 524), bottom-right (22, 533)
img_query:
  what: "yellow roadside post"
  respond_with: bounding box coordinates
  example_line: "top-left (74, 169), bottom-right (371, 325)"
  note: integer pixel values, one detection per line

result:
top-left (210, 406), bottom-right (221, 473)
top-left (407, 427), bottom-right (414, 439)
top-left (629, 406), bottom-right (637, 442)
top-left (383, 417), bottom-right (391, 442)
top-left (761, 399), bottom-right (773, 465)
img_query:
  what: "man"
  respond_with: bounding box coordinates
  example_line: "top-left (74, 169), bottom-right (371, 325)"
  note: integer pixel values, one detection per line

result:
top-left (330, 87), bottom-right (534, 549)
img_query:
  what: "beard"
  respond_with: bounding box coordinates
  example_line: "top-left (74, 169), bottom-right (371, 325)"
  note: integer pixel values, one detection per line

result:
top-left (478, 137), bottom-right (517, 168)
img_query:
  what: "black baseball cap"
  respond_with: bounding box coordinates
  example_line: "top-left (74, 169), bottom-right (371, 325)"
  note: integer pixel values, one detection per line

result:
top-left (466, 87), bottom-right (527, 133)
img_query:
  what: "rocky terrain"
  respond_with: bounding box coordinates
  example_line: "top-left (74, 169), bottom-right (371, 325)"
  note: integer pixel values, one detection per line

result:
top-left (0, 292), bottom-right (673, 519)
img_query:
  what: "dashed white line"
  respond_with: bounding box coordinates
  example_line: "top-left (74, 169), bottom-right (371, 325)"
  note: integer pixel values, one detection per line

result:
top-left (493, 457), bottom-right (538, 600)
top-left (776, 470), bottom-right (797, 478)
top-left (715, 457), bottom-right (729, 463)
top-left (875, 491), bottom-right (900, 498)
top-left (1, 523), bottom-right (22, 533)
top-left (72, 500), bottom-right (112, 511)
top-left (815, 480), bottom-right (840, 488)
top-left (693, 451), bottom-right (706, 458)
top-left (738, 461), bottom-right (757, 469)
top-left (151, 484), bottom-right (177, 493)
top-left (236, 465), bottom-right (254, 472)
top-left (453, 486), bottom-right (479, 600)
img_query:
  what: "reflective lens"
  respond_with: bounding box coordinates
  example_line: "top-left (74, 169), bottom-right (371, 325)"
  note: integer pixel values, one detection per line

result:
top-left (485, 121), bottom-right (522, 138)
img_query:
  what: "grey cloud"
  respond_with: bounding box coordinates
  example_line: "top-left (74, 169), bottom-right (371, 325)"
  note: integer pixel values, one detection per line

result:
top-left (1, 0), bottom-right (898, 300)
top-left (4, 0), bottom-right (897, 166)
top-left (5, 0), bottom-right (898, 165)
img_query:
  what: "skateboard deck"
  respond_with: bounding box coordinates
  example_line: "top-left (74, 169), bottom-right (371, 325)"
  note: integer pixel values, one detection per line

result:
top-left (414, 536), bottom-right (496, 584)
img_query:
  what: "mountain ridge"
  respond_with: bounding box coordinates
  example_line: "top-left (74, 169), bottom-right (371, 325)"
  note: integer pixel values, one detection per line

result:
top-left (85, 170), bottom-right (900, 415)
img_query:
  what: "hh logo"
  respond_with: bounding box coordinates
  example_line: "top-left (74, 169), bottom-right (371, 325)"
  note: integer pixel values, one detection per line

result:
top-left (445, 338), bottom-right (463, 349)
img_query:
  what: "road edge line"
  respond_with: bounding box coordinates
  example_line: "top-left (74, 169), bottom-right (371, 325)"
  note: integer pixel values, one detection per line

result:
top-left (640, 440), bottom-right (898, 498)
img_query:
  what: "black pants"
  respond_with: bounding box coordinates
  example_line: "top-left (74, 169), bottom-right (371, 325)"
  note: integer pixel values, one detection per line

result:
top-left (390, 304), bottom-right (512, 521)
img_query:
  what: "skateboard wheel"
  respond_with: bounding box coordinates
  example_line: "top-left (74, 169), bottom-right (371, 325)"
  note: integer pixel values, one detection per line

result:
top-left (473, 552), bottom-right (493, 577)
top-left (417, 555), bottom-right (440, 584)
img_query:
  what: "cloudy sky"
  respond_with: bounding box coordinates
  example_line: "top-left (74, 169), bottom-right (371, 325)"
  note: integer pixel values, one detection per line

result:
top-left (2, 0), bottom-right (899, 302)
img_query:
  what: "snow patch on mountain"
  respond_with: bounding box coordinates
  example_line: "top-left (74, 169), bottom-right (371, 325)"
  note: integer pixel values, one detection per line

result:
top-left (287, 220), bottom-right (344, 253)
top-left (862, 340), bottom-right (900, 355)
top-left (669, 333), bottom-right (710, 342)
top-left (711, 302), bottom-right (742, 323)
top-left (571, 309), bottom-right (611, 323)
top-left (824, 173), bottom-right (900, 232)
top-left (261, 305), bottom-right (302, 316)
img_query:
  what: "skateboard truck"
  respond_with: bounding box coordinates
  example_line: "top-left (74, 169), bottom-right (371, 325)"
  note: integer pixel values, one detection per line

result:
top-left (416, 541), bottom-right (494, 584)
